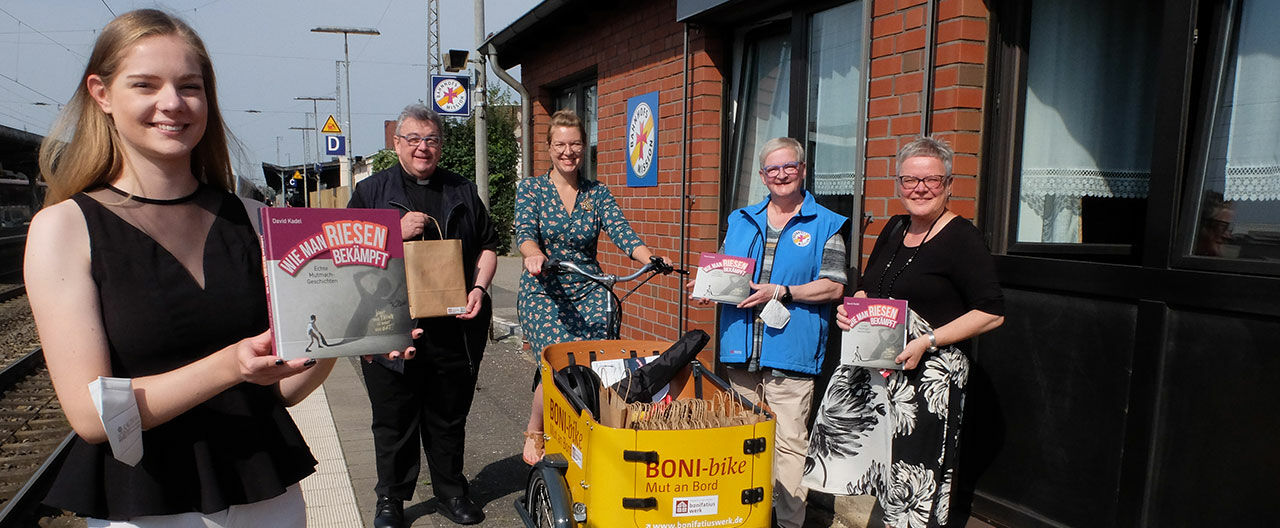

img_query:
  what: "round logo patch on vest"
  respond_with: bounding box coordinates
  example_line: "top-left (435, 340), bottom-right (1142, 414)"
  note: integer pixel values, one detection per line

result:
top-left (792, 230), bottom-right (812, 247)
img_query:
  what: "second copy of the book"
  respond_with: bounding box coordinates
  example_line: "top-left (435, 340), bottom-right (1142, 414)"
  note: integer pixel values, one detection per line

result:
top-left (260, 207), bottom-right (414, 360)
top-left (841, 297), bottom-right (909, 370)
top-left (692, 252), bottom-right (756, 304)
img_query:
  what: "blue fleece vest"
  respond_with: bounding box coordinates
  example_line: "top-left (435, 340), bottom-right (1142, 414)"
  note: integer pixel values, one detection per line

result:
top-left (718, 191), bottom-right (848, 374)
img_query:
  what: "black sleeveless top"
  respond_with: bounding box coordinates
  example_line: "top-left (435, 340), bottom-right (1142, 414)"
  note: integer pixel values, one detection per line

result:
top-left (43, 190), bottom-right (317, 520)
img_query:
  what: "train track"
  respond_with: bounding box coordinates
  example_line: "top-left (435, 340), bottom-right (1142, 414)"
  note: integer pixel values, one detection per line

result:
top-left (0, 293), bottom-right (76, 527)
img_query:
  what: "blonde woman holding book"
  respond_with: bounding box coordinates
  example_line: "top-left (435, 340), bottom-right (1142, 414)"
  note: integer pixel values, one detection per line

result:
top-left (25, 10), bottom-right (414, 526)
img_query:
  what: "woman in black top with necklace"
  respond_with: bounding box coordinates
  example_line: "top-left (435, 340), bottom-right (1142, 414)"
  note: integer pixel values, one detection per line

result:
top-left (803, 137), bottom-right (1004, 528)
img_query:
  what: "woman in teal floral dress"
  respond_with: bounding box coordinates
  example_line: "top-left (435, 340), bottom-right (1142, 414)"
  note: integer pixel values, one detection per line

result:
top-left (517, 109), bottom-right (656, 464)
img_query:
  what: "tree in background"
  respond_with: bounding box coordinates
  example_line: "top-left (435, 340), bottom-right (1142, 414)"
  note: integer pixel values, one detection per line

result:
top-left (367, 86), bottom-right (519, 254)
top-left (368, 148), bottom-right (399, 173)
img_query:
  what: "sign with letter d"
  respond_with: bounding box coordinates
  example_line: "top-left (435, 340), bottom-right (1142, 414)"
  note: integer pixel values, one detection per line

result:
top-left (325, 135), bottom-right (346, 156)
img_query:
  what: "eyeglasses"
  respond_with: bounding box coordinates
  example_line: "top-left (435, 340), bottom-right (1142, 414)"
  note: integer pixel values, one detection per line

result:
top-left (551, 141), bottom-right (585, 153)
top-left (1203, 218), bottom-right (1232, 234)
top-left (397, 135), bottom-right (442, 148)
top-left (761, 161), bottom-right (803, 177)
top-left (898, 175), bottom-right (947, 190)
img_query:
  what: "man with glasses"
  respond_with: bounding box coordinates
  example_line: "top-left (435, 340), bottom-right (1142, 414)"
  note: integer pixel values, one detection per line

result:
top-left (348, 104), bottom-right (497, 527)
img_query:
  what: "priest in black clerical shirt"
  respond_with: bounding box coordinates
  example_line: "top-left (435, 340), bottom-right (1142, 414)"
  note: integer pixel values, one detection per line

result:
top-left (347, 103), bottom-right (497, 527)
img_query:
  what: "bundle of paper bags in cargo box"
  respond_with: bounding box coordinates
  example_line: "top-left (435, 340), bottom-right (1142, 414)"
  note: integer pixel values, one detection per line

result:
top-left (591, 331), bottom-right (768, 430)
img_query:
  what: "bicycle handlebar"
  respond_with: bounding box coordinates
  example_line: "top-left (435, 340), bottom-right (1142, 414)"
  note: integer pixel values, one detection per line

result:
top-left (540, 256), bottom-right (684, 283)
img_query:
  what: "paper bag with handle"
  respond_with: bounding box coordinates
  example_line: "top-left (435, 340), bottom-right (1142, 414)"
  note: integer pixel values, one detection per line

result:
top-left (402, 213), bottom-right (469, 318)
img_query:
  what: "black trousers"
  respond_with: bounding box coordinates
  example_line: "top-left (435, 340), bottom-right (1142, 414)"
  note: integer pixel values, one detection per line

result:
top-left (362, 297), bottom-right (489, 501)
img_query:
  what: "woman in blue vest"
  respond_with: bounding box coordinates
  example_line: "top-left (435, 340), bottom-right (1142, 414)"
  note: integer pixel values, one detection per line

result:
top-left (703, 137), bottom-right (848, 528)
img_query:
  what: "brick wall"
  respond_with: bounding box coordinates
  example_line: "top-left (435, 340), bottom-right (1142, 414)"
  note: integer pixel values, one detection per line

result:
top-left (518, 0), bottom-right (725, 346)
top-left (862, 0), bottom-right (990, 258)
top-left (512, 0), bottom-right (993, 343)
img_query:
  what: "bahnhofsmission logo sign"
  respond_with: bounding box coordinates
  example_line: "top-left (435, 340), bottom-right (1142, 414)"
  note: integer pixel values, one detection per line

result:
top-left (626, 91), bottom-right (658, 187)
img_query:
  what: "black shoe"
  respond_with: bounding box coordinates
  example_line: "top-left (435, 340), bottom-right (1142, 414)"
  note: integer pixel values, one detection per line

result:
top-left (373, 496), bottom-right (403, 528)
top-left (437, 495), bottom-right (484, 525)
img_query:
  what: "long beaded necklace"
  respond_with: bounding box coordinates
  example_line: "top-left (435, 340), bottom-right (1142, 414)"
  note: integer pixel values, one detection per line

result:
top-left (876, 209), bottom-right (947, 298)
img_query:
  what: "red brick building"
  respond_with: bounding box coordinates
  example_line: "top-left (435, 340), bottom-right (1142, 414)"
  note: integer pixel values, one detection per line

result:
top-left (488, 0), bottom-right (1280, 525)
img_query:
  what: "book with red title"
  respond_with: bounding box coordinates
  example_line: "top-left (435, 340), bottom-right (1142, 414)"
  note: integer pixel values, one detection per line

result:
top-left (840, 297), bottom-right (909, 370)
top-left (260, 207), bottom-right (413, 360)
top-left (691, 252), bottom-right (756, 304)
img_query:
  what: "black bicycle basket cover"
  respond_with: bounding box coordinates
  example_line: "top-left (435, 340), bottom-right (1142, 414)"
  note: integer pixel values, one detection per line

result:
top-left (554, 364), bottom-right (602, 418)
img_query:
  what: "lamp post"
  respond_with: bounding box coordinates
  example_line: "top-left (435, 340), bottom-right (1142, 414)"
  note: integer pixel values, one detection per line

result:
top-left (289, 125), bottom-right (311, 207)
top-left (473, 0), bottom-right (489, 208)
top-left (310, 26), bottom-right (379, 191)
top-left (295, 96), bottom-right (336, 179)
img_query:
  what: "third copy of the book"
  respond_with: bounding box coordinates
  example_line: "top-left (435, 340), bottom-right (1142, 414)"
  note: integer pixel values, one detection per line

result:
top-left (840, 297), bottom-right (909, 369)
top-left (692, 252), bottom-right (756, 304)
top-left (260, 207), bottom-right (414, 360)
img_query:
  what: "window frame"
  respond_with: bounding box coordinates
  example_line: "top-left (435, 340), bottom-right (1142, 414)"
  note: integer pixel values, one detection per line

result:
top-left (721, 0), bottom-right (871, 267)
top-left (997, 0), bottom-right (1164, 262)
top-left (551, 73), bottom-right (599, 181)
top-left (984, 0), bottom-right (1280, 277)
top-left (1171, 0), bottom-right (1280, 276)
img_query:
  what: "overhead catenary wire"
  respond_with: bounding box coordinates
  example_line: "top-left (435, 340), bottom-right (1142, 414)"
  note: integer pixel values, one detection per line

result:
top-left (0, 6), bottom-right (87, 60)
top-left (0, 71), bottom-right (61, 105)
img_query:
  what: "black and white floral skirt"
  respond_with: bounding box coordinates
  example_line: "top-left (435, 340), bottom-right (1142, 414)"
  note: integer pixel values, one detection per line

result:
top-left (803, 316), bottom-right (969, 528)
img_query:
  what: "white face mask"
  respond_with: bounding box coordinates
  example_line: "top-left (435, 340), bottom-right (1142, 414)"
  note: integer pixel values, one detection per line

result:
top-left (759, 286), bottom-right (790, 330)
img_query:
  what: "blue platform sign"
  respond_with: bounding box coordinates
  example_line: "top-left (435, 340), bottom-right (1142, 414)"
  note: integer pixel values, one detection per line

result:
top-left (430, 74), bottom-right (471, 117)
top-left (625, 91), bottom-right (659, 187)
top-left (325, 135), bottom-right (346, 156)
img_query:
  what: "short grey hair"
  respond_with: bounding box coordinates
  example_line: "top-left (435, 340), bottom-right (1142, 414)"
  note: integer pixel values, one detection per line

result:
top-left (896, 136), bottom-right (953, 178)
top-left (758, 137), bottom-right (805, 169)
top-left (395, 104), bottom-right (443, 135)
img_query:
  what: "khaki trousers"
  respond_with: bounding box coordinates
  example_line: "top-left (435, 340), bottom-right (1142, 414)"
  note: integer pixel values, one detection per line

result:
top-left (727, 368), bottom-right (814, 528)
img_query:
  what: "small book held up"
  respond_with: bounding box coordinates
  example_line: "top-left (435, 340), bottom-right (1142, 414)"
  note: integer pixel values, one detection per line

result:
top-left (692, 252), bottom-right (756, 304)
top-left (840, 297), bottom-right (909, 370)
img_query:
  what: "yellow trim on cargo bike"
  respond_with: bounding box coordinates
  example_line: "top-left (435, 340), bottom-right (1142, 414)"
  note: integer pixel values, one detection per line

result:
top-left (516, 339), bottom-right (776, 528)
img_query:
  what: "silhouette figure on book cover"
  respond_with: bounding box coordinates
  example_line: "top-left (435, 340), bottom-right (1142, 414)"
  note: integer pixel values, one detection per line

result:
top-left (305, 315), bottom-right (331, 353)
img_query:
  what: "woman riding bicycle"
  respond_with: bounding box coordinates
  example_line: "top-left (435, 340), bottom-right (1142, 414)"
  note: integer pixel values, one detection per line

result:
top-left (515, 109), bottom-right (661, 465)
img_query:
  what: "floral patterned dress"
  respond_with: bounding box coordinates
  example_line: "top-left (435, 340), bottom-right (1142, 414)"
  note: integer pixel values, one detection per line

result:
top-left (515, 174), bottom-right (644, 356)
top-left (803, 215), bottom-right (1003, 528)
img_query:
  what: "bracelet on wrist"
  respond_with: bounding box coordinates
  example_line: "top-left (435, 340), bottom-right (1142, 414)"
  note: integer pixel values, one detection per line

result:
top-left (926, 330), bottom-right (939, 352)
top-left (470, 284), bottom-right (488, 295)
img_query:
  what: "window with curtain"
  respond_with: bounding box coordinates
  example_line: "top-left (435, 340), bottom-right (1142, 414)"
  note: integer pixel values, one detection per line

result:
top-left (725, 1), bottom-right (866, 217)
top-left (727, 31), bottom-right (791, 213)
top-left (1184, 0), bottom-right (1280, 262)
top-left (1014, 0), bottom-right (1159, 245)
top-left (807, 1), bottom-right (864, 217)
top-left (554, 80), bottom-right (598, 181)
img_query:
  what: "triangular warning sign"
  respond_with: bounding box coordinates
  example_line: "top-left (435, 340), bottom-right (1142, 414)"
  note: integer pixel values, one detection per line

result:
top-left (321, 115), bottom-right (342, 134)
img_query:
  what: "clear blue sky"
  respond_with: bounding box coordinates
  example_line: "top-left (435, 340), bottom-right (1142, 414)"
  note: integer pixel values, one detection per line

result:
top-left (0, 0), bottom-right (538, 186)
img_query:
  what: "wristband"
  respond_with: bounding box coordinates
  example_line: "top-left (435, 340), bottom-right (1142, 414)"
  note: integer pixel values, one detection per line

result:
top-left (781, 285), bottom-right (793, 304)
top-left (470, 284), bottom-right (488, 295)
top-left (926, 330), bottom-right (939, 352)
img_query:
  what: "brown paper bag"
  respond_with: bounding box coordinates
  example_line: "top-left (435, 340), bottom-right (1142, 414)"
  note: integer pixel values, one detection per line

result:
top-left (404, 216), bottom-right (468, 318)
top-left (598, 384), bottom-right (628, 428)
